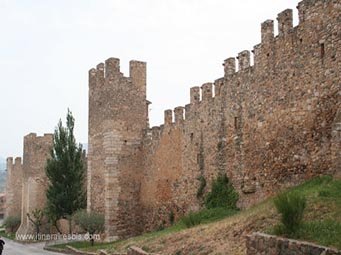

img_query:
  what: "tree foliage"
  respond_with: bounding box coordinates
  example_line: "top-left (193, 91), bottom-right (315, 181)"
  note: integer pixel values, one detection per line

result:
top-left (45, 110), bottom-right (86, 229)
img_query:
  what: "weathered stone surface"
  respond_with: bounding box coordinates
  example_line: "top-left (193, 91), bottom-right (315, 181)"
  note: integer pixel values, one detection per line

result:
top-left (246, 232), bottom-right (341, 255)
top-left (88, 59), bottom-right (147, 239)
top-left (331, 108), bottom-right (341, 178)
top-left (15, 133), bottom-right (53, 235)
top-left (5, 157), bottom-right (23, 219)
top-left (88, 0), bottom-right (341, 238)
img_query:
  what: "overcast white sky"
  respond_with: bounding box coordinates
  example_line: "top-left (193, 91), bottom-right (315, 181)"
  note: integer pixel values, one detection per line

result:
top-left (0, 0), bottom-right (299, 158)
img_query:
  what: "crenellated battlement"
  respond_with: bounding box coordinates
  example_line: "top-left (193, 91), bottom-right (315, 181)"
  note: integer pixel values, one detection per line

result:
top-left (174, 106), bottom-right (185, 124)
top-left (5, 154), bottom-right (23, 219)
top-left (261, 20), bottom-right (274, 44)
top-left (5, 156), bottom-right (22, 173)
top-left (277, 9), bottom-right (293, 36)
top-left (88, 57), bottom-right (149, 238)
top-left (23, 133), bottom-right (53, 150)
top-left (88, 0), bottom-right (341, 238)
top-left (164, 109), bottom-right (173, 126)
top-left (237, 50), bottom-right (251, 71)
top-left (130, 60), bottom-right (147, 95)
top-left (214, 78), bottom-right (224, 96)
top-left (296, 0), bottom-right (336, 24)
top-left (105, 58), bottom-right (121, 80)
top-left (6, 157), bottom-right (13, 166)
top-left (223, 57), bottom-right (236, 77)
top-left (89, 58), bottom-right (146, 92)
top-left (201, 83), bottom-right (213, 100)
top-left (14, 157), bottom-right (22, 165)
top-left (138, 0), bottom-right (339, 145)
top-left (221, 0), bottom-right (340, 79)
top-left (13, 132), bottom-right (53, 236)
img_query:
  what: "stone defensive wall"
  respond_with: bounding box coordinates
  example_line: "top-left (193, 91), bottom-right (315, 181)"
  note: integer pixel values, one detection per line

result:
top-left (5, 133), bottom-right (53, 235)
top-left (139, 0), bottom-right (341, 231)
top-left (88, 0), bottom-right (340, 237)
top-left (5, 157), bottom-right (23, 219)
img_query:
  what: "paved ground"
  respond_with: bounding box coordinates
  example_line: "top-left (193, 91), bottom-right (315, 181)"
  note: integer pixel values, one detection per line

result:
top-left (1, 238), bottom-right (67, 255)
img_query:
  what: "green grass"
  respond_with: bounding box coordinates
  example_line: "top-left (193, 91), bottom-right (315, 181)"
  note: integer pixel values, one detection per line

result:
top-left (54, 176), bottom-right (341, 253)
top-left (299, 220), bottom-right (341, 250)
top-left (52, 207), bottom-right (239, 252)
top-left (269, 176), bottom-right (341, 249)
top-left (180, 208), bottom-right (238, 228)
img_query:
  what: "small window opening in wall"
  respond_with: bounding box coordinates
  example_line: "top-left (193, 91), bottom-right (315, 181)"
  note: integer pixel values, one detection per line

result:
top-left (190, 133), bottom-right (194, 142)
top-left (124, 140), bottom-right (127, 144)
top-left (234, 117), bottom-right (239, 130)
top-left (320, 43), bottom-right (325, 59)
top-left (266, 53), bottom-right (270, 57)
top-left (300, 38), bottom-right (303, 43)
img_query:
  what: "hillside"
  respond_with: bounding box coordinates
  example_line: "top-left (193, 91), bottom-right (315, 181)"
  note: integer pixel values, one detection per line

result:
top-left (63, 176), bottom-right (341, 255)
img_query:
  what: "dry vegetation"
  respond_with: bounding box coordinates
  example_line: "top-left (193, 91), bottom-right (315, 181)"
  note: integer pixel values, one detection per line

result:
top-left (62, 176), bottom-right (341, 255)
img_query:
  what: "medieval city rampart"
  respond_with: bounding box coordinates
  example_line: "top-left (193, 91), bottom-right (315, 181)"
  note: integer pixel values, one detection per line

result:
top-left (88, 59), bottom-right (148, 239)
top-left (88, 0), bottom-right (340, 238)
top-left (5, 133), bottom-right (53, 235)
top-left (5, 157), bottom-right (23, 219)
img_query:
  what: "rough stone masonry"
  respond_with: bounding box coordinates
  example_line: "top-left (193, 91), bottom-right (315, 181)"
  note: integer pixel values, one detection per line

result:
top-left (89, 0), bottom-right (340, 239)
top-left (5, 133), bottom-right (53, 235)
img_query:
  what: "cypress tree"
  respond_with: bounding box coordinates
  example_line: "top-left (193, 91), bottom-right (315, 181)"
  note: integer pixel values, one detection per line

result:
top-left (45, 109), bottom-right (86, 229)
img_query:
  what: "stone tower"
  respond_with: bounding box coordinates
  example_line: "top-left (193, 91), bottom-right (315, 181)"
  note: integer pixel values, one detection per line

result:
top-left (5, 157), bottom-right (23, 219)
top-left (87, 58), bottom-right (148, 239)
top-left (16, 133), bottom-right (53, 236)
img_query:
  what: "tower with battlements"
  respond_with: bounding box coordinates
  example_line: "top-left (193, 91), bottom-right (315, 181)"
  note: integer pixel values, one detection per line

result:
top-left (88, 0), bottom-right (340, 238)
top-left (15, 133), bottom-right (53, 236)
top-left (87, 58), bottom-right (148, 239)
top-left (5, 157), bottom-right (23, 219)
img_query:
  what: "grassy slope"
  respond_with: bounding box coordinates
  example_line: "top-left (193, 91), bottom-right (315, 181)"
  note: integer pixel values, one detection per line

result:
top-left (67, 176), bottom-right (341, 255)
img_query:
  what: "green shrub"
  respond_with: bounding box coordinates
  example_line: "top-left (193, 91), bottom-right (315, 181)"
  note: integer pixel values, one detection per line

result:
top-left (274, 191), bottom-right (306, 236)
top-left (4, 215), bottom-right (21, 233)
top-left (180, 207), bottom-right (237, 228)
top-left (205, 174), bottom-right (238, 209)
top-left (73, 210), bottom-right (104, 246)
top-left (181, 212), bottom-right (202, 228)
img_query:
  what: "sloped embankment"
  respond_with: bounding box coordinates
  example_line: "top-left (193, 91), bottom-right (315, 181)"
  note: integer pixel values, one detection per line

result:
top-left (72, 176), bottom-right (341, 255)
